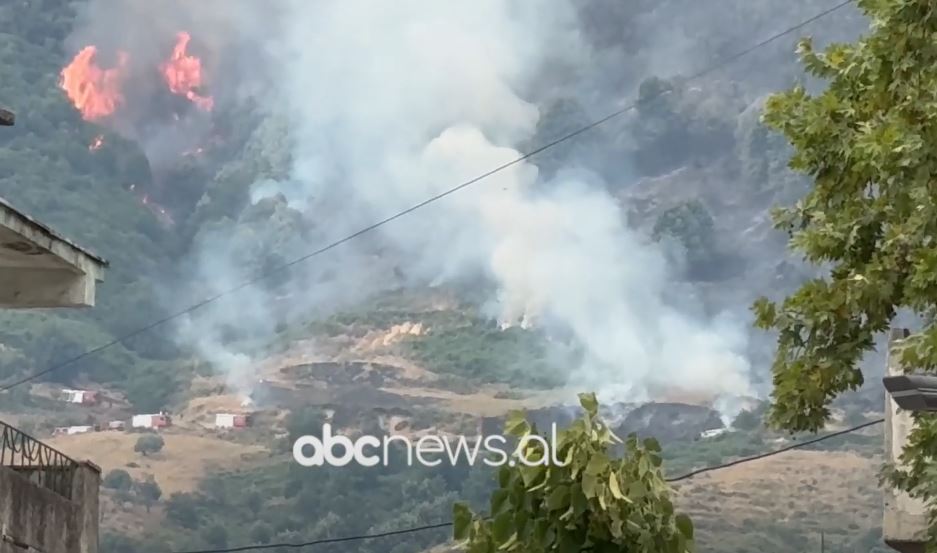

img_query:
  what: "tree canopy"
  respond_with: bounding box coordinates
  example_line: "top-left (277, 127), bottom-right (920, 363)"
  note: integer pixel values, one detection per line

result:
top-left (751, 0), bottom-right (937, 541)
top-left (454, 393), bottom-right (693, 553)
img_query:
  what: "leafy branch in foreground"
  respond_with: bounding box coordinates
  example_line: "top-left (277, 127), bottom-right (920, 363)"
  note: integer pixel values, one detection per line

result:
top-left (751, 0), bottom-right (937, 545)
top-left (453, 393), bottom-right (693, 553)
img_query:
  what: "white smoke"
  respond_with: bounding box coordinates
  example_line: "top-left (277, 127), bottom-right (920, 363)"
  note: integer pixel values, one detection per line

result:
top-left (71, 0), bottom-right (758, 410)
top-left (242, 0), bottom-right (754, 405)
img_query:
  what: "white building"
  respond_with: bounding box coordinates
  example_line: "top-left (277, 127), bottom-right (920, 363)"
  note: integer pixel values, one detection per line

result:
top-left (214, 413), bottom-right (251, 429)
top-left (52, 425), bottom-right (95, 436)
top-left (131, 413), bottom-right (171, 429)
top-left (60, 389), bottom-right (100, 405)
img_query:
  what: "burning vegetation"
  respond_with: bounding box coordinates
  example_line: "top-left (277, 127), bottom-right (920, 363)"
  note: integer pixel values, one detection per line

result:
top-left (59, 46), bottom-right (128, 121)
top-left (161, 32), bottom-right (214, 112)
top-left (59, 31), bottom-right (213, 122)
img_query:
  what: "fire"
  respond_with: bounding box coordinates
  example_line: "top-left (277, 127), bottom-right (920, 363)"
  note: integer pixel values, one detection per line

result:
top-left (160, 32), bottom-right (213, 111)
top-left (60, 47), bottom-right (129, 121)
top-left (88, 135), bottom-right (104, 151)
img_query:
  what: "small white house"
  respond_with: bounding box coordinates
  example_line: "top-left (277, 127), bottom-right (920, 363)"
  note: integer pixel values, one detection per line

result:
top-left (131, 412), bottom-right (171, 429)
top-left (52, 425), bottom-right (94, 436)
top-left (214, 413), bottom-right (251, 429)
top-left (60, 389), bottom-right (99, 405)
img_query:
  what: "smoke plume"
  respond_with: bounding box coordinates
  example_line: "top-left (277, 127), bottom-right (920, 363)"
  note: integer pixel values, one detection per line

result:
top-left (67, 0), bottom-right (757, 413)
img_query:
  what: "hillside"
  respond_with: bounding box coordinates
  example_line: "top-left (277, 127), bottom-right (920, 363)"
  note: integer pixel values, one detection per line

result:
top-left (0, 1), bottom-right (897, 553)
top-left (32, 313), bottom-right (889, 553)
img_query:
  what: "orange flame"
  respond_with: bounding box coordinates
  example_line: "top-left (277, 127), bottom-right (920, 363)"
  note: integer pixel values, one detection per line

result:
top-left (60, 47), bottom-right (129, 121)
top-left (88, 135), bottom-right (104, 151)
top-left (161, 32), bottom-right (213, 111)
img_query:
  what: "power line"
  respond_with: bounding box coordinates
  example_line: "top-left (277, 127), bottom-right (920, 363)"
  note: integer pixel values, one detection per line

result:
top-left (170, 418), bottom-right (883, 553)
top-left (0, 0), bottom-right (856, 393)
top-left (664, 418), bottom-right (883, 482)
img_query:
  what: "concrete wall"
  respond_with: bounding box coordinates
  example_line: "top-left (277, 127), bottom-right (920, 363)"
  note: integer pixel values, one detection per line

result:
top-left (883, 328), bottom-right (929, 553)
top-left (0, 462), bottom-right (99, 553)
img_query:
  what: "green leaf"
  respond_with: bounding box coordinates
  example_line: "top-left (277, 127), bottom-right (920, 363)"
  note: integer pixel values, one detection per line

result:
top-left (578, 392), bottom-right (599, 415)
top-left (558, 529), bottom-right (582, 553)
top-left (643, 437), bottom-right (661, 453)
top-left (585, 452), bottom-right (609, 476)
top-left (491, 511), bottom-right (514, 544)
top-left (628, 480), bottom-right (646, 500)
top-left (546, 484), bottom-right (571, 511)
top-left (504, 410), bottom-right (530, 437)
top-left (491, 488), bottom-right (511, 515)
top-left (675, 513), bottom-right (694, 540)
top-left (638, 454), bottom-right (651, 476)
top-left (608, 471), bottom-right (626, 501)
top-left (582, 473), bottom-right (598, 499)
top-left (519, 464), bottom-right (545, 488)
top-left (498, 532), bottom-right (518, 551)
top-left (453, 502), bottom-right (472, 541)
top-left (498, 466), bottom-right (512, 488)
top-left (570, 482), bottom-right (588, 515)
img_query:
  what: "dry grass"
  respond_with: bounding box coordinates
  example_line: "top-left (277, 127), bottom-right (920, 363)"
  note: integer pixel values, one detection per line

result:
top-left (99, 492), bottom-right (165, 534)
top-left (381, 385), bottom-right (577, 416)
top-left (47, 431), bottom-right (268, 495)
top-left (176, 394), bottom-right (254, 429)
top-left (677, 450), bottom-right (882, 532)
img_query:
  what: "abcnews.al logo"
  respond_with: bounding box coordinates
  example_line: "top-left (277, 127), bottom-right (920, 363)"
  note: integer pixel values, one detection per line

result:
top-left (292, 424), bottom-right (567, 468)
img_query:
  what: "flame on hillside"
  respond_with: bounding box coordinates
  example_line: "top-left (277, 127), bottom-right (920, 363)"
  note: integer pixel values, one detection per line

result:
top-left (59, 47), bottom-right (129, 121)
top-left (88, 135), bottom-right (105, 151)
top-left (60, 31), bottom-right (213, 121)
top-left (161, 32), bottom-right (214, 111)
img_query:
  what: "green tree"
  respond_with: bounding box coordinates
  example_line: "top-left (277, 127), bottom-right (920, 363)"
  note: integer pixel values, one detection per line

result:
top-left (135, 479), bottom-right (162, 513)
top-left (103, 469), bottom-right (133, 492)
top-left (652, 200), bottom-right (717, 276)
top-left (453, 393), bottom-right (693, 553)
top-left (201, 524), bottom-right (229, 548)
top-left (166, 493), bottom-right (201, 530)
top-left (134, 434), bottom-right (165, 456)
top-left (751, 0), bottom-right (937, 543)
top-left (732, 409), bottom-right (761, 432)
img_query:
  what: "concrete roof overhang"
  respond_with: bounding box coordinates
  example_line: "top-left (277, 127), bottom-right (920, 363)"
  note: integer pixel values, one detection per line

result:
top-left (0, 197), bottom-right (107, 308)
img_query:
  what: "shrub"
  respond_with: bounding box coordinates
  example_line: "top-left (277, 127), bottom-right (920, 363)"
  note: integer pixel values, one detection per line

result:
top-left (134, 434), bottom-right (164, 456)
top-left (103, 469), bottom-right (133, 491)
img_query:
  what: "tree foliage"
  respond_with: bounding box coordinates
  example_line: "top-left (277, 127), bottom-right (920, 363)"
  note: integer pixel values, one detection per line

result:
top-left (632, 76), bottom-right (746, 176)
top-left (751, 0), bottom-right (937, 543)
top-left (103, 469), bottom-right (134, 492)
top-left (453, 393), bottom-right (693, 553)
top-left (652, 200), bottom-right (717, 275)
top-left (135, 434), bottom-right (165, 456)
top-left (135, 478), bottom-right (163, 513)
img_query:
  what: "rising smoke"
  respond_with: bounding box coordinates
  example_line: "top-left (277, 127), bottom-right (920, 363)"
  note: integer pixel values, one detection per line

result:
top-left (66, 0), bottom-right (757, 417)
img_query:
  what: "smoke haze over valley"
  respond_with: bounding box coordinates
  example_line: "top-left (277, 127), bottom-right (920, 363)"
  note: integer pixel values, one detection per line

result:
top-left (0, 2), bottom-right (897, 551)
top-left (54, 0), bottom-right (837, 413)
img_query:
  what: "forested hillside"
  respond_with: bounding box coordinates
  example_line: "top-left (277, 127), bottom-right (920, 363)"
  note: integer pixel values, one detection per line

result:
top-left (0, 1), bottom-right (896, 552)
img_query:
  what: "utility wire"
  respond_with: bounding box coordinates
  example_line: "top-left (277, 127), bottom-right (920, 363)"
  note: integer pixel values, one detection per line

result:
top-left (664, 417), bottom-right (883, 482)
top-left (0, 0), bottom-right (855, 393)
top-left (170, 417), bottom-right (883, 553)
